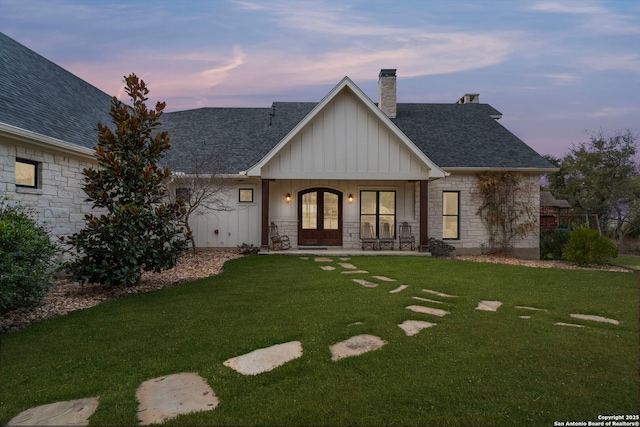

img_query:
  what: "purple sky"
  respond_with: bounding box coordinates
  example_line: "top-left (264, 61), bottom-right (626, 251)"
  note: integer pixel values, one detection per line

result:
top-left (1, 0), bottom-right (639, 158)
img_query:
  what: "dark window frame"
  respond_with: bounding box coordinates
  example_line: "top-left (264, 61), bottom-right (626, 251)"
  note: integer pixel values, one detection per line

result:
top-left (359, 190), bottom-right (396, 238)
top-left (442, 191), bottom-right (460, 240)
top-left (15, 158), bottom-right (40, 188)
top-left (238, 188), bottom-right (254, 203)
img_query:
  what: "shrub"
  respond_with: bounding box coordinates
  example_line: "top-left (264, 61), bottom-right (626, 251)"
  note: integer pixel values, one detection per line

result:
top-left (562, 227), bottom-right (618, 266)
top-left (0, 199), bottom-right (59, 313)
top-left (540, 229), bottom-right (571, 260)
top-left (237, 243), bottom-right (260, 255)
top-left (428, 238), bottom-right (455, 257)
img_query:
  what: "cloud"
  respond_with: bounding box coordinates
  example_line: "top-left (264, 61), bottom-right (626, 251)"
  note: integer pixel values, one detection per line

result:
top-left (526, 73), bottom-right (580, 85)
top-left (584, 53), bottom-right (640, 73)
top-left (529, 1), bottom-right (640, 35)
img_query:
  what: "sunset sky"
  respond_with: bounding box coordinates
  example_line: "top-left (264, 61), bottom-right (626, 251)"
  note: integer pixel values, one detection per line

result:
top-left (1, 0), bottom-right (638, 158)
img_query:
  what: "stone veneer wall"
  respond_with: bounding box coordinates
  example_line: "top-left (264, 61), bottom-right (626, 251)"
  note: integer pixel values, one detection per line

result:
top-left (427, 173), bottom-right (541, 259)
top-left (1, 141), bottom-right (97, 238)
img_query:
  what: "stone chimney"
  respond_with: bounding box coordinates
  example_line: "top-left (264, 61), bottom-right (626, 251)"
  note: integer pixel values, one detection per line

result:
top-left (456, 93), bottom-right (480, 104)
top-left (378, 69), bottom-right (397, 118)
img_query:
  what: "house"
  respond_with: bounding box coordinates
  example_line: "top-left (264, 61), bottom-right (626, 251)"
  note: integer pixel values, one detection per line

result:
top-left (1, 32), bottom-right (556, 259)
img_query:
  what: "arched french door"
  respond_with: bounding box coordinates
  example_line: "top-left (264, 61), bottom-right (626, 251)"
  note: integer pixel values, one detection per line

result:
top-left (298, 188), bottom-right (342, 246)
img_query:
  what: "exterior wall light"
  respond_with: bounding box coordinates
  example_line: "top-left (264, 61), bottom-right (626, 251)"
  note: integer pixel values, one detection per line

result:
top-left (348, 194), bottom-right (354, 203)
top-left (285, 193), bottom-right (291, 203)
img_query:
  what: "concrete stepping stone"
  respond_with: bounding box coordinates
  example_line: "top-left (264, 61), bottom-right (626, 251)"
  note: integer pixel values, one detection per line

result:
top-left (339, 262), bottom-right (358, 269)
top-left (515, 306), bottom-right (548, 311)
top-left (519, 316), bottom-right (532, 319)
top-left (422, 289), bottom-right (458, 298)
top-left (570, 314), bottom-right (619, 325)
top-left (372, 276), bottom-right (396, 282)
top-left (341, 270), bottom-right (369, 274)
top-left (476, 301), bottom-right (503, 312)
top-left (320, 265), bottom-right (336, 271)
top-left (389, 285), bottom-right (408, 293)
top-left (412, 296), bottom-right (444, 304)
top-left (8, 397), bottom-right (99, 426)
top-left (314, 257), bottom-right (333, 262)
top-left (136, 373), bottom-right (218, 425)
top-left (555, 322), bottom-right (584, 328)
top-left (398, 320), bottom-right (436, 336)
top-left (299, 257), bottom-right (309, 260)
top-left (330, 334), bottom-right (387, 361)
top-left (352, 279), bottom-right (378, 288)
top-left (339, 257), bottom-right (351, 261)
top-left (406, 305), bottom-right (450, 317)
top-left (223, 341), bottom-right (303, 375)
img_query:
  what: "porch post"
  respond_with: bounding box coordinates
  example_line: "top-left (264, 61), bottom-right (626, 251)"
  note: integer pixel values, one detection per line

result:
top-left (419, 180), bottom-right (429, 252)
top-left (261, 179), bottom-right (270, 251)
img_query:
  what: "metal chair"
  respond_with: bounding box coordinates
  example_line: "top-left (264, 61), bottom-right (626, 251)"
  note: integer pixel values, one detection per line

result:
top-left (398, 222), bottom-right (415, 251)
top-left (270, 222), bottom-right (291, 250)
top-left (360, 222), bottom-right (379, 250)
top-left (379, 222), bottom-right (395, 250)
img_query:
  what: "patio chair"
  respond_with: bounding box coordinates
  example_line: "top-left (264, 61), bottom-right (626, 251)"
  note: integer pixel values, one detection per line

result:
top-left (398, 221), bottom-right (415, 251)
top-left (270, 222), bottom-right (291, 250)
top-left (361, 222), bottom-right (379, 250)
top-left (378, 222), bottom-right (395, 250)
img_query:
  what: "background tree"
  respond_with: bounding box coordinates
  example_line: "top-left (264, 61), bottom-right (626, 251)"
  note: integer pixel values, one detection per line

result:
top-left (64, 74), bottom-right (188, 287)
top-left (168, 148), bottom-right (231, 253)
top-left (474, 171), bottom-right (538, 254)
top-left (544, 129), bottom-right (640, 252)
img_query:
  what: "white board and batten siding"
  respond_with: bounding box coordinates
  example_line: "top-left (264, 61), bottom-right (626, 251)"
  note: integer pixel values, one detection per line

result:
top-left (260, 88), bottom-right (431, 181)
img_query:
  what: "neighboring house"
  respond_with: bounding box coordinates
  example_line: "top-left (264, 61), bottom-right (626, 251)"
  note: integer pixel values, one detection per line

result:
top-left (540, 191), bottom-right (572, 232)
top-left (1, 32), bottom-right (556, 259)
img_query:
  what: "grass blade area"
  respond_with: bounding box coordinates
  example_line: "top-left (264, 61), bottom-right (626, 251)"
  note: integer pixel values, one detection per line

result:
top-left (1, 256), bottom-right (638, 426)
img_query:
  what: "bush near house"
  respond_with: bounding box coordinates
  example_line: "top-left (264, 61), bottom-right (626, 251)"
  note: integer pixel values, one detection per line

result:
top-left (428, 237), bottom-right (455, 257)
top-left (540, 229), bottom-right (571, 260)
top-left (0, 199), bottom-right (58, 313)
top-left (562, 227), bottom-right (618, 266)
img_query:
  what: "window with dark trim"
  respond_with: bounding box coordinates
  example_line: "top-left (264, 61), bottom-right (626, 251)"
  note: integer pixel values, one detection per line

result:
top-left (15, 158), bottom-right (39, 188)
top-left (360, 190), bottom-right (396, 238)
top-left (442, 191), bottom-right (459, 239)
top-left (239, 188), bottom-right (254, 203)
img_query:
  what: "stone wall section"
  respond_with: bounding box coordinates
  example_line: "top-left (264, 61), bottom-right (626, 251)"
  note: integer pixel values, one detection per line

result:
top-left (1, 141), bottom-right (97, 238)
top-left (428, 173), bottom-right (540, 258)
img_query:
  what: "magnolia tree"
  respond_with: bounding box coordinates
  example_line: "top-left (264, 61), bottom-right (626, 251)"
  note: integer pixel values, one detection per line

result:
top-left (64, 74), bottom-right (188, 286)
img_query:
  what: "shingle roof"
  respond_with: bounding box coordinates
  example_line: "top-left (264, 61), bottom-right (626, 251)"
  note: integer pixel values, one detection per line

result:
top-left (0, 32), bottom-right (113, 148)
top-left (160, 102), bottom-right (315, 174)
top-left (391, 103), bottom-right (555, 169)
top-left (1, 31), bottom-right (554, 174)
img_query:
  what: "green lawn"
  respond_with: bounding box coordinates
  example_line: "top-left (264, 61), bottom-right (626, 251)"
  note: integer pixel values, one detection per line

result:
top-left (610, 255), bottom-right (640, 270)
top-left (1, 256), bottom-right (638, 426)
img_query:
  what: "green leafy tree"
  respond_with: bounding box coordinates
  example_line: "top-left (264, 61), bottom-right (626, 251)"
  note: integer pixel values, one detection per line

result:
top-left (545, 129), bottom-right (640, 252)
top-left (1, 198), bottom-right (59, 313)
top-left (64, 74), bottom-right (188, 287)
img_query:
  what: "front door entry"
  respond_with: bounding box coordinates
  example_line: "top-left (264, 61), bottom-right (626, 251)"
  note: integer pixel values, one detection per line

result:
top-left (298, 188), bottom-right (342, 246)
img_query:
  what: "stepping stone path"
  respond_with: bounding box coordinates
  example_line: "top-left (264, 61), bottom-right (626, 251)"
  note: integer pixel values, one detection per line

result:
top-left (412, 296), bottom-right (444, 304)
top-left (389, 284), bottom-right (408, 293)
top-left (398, 320), bottom-right (436, 336)
top-left (330, 334), bottom-right (387, 361)
top-left (516, 306), bottom-right (548, 311)
top-left (314, 257), bottom-right (333, 262)
top-left (422, 289), bottom-right (458, 298)
top-left (8, 397), bottom-right (99, 426)
top-left (320, 265), bottom-right (336, 271)
top-left (352, 278), bottom-right (379, 288)
top-left (223, 341), bottom-right (303, 375)
top-left (136, 373), bottom-right (218, 425)
top-left (570, 313), bottom-right (620, 325)
top-left (555, 322), bottom-right (584, 328)
top-left (372, 276), bottom-right (396, 282)
top-left (519, 316), bottom-right (532, 319)
top-left (476, 301), bottom-right (503, 312)
top-left (339, 263), bottom-right (358, 269)
top-left (341, 270), bottom-right (369, 274)
top-left (406, 305), bottom-right (450, 317)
